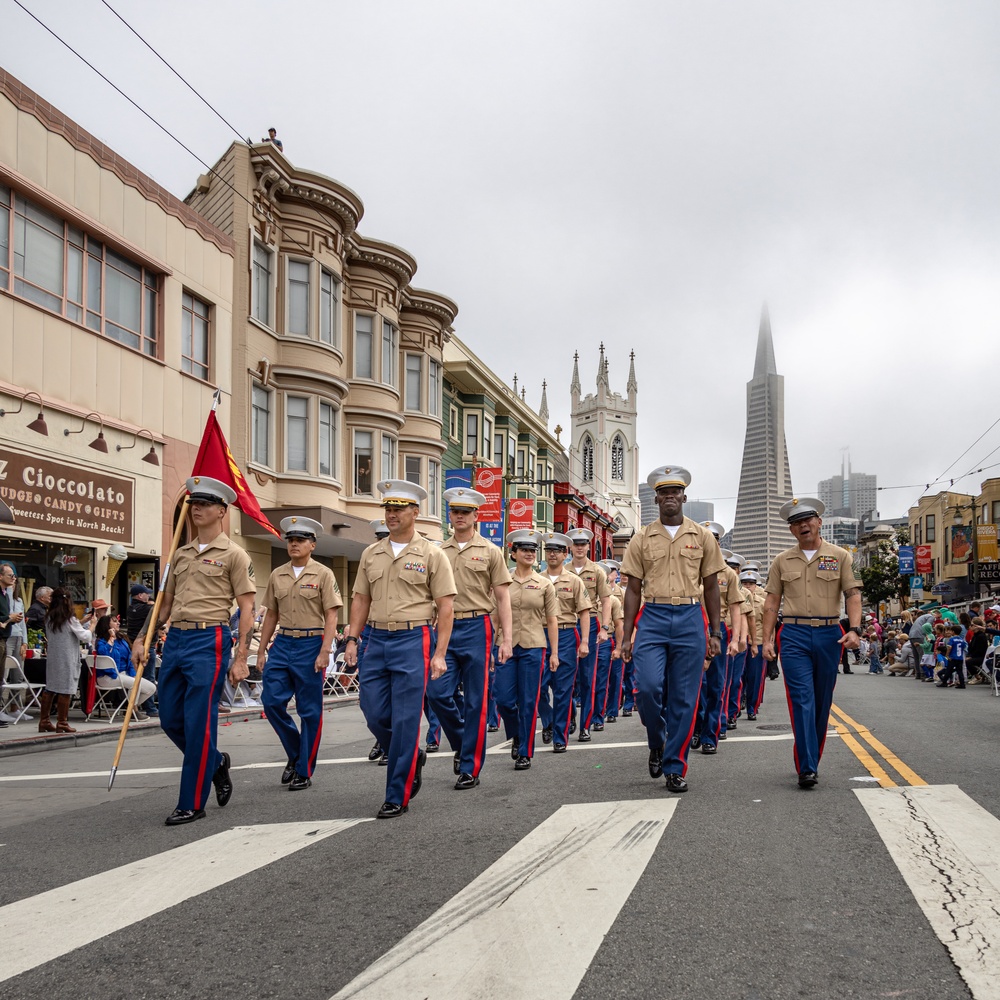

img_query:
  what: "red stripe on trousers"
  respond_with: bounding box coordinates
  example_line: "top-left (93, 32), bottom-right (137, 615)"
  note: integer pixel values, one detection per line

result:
top-left (563, 628), bottom-right (581, 734)
top-left (193, 627), bottom-right (225, 809)
top-left (402, 627), bottom-right (432, 806)
top-left (776, 624), bottom-right (801, 773)
top-left (472, 616), bottom-right (493, 775)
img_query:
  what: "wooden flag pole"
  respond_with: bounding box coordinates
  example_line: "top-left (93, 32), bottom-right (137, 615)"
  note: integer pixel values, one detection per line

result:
top-left (107, 499), bottom-right (189, 791)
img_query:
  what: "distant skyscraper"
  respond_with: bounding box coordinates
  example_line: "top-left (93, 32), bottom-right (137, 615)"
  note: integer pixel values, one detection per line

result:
top-left (732, 306), bottom-right (794, 567)
top-left (817, 455), bottom-right (878, 520)
top-left (638, 487), bottom-right (713, 527)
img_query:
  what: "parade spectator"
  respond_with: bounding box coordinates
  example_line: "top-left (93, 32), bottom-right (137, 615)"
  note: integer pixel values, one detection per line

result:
top-left (263, 127), bottom-right (283, 151)
top-left (26, 586), bottom-right (52, 629)
top-left (126, 585), bottom-right (158, 717)
top-left (888, 638), bottom-right (917, 676)
top-left (867, 631), bottom-right (883, 674)
top-left (966, 618), bottom-right (989, 683)
top-left (94, 615), bottom-right (155, 719)
top-left (883, 630), bottom-right (898, 668)
top-left (937, 624), bottom-right (968, 688)
top-left (40, 588), bottom-right (97, 733)
top-left (0, 562), bottom-right (23, 725)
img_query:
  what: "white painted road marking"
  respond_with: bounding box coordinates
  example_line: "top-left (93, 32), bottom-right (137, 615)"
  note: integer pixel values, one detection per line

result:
top-left (856, 784), bottom-right (1000, 1000)
top-left (0, 732), bottom-right (808, 783)
top-left (330, 799), bottom-right (677, 1000)
top-left (0, 820), bottom-right (370, 983)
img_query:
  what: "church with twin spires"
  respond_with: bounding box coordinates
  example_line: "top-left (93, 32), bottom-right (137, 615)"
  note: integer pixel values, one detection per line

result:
top-left (568, 344), bottom-right (642, 541)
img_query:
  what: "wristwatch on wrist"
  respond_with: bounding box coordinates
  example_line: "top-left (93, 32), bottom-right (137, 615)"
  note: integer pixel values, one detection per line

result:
top-left (709, 630), bottom-right (722, 639)
top-left (847, 626), bottom-right (862, 636)
top-left (345, 635), bottom-right (359, 644)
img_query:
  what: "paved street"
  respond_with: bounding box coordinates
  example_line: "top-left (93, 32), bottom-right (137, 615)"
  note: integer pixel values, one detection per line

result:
top-left (2, 673), bottom-right (997, 1000)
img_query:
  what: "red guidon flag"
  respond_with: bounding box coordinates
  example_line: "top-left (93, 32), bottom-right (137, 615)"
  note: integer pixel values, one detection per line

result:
top-left (193, 411), bottom-right (280, 536)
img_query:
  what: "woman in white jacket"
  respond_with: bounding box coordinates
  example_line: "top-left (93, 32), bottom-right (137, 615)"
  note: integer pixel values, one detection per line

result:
top-left (41, 588), bottom-right (96, 733)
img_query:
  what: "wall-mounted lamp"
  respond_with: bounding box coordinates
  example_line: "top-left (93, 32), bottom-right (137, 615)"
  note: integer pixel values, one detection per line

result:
top-left (0, 390), bottom-right (49, 436)
top-left (64, 411), bottom-right (109, 453)
top-left (116, 428), bottom-right (160, 466)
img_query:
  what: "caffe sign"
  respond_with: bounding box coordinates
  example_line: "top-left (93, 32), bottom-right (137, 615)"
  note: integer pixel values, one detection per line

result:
top-left (0, 445), bottom-right (135, 545)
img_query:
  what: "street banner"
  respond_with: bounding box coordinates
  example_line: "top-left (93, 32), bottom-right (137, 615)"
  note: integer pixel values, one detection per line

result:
top-left (897, 546), bottom-right (915, 575)
top-left (473, 467), bottom-right (504, 522)
top-left (950, 525), bottom-right (973, 565)
top-left (915, 545), bottom-right (933, 574)
top-left (193, 411), bottom-right (279, 536)
top-left (977, 524), bottom-right (998, 561)
top-left (508, 497), bottom-right (534, 532)
top-left (445, 468), bottom-right (473, 490)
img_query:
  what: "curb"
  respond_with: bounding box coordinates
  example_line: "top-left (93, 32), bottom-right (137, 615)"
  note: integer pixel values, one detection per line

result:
top-left (0, 695), bottom-right (359, 759)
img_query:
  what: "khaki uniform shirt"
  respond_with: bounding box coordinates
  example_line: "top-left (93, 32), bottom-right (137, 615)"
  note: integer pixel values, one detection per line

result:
top-left (441, 534), bottom-right (511, 614)
top-left (715, 565), bottom-right (746, 628)
top-left (545, 569), bottom-right (591, 626)
top-left (571, 560), bottom-right (612, 614)
top-left (166, 532), bottom-right (255, 622)
top-left (262, 558), bottom-right (343, 629)
top-left (353, 535), bottom-right (457, 623)
top-left (765, 541), bottom-right (861, 618)
top-left (748, 589), bottom-right (765, 641)
top-left (610, 593), bottom-right (624, 625)
top-left (621, 518), bottom-right (725, 599)
top-left (507, 572), bottom-right (558, 649)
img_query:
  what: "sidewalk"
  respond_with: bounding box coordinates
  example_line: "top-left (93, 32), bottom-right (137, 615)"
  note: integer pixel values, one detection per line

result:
top-left (0, 694), bottom-right (359, 759)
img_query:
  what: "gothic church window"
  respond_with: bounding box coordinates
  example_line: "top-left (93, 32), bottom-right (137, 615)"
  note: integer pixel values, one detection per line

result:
top-left (611, 434), bottom-right (625, 480)
top-left (582, 435), bottom-right (594, 481)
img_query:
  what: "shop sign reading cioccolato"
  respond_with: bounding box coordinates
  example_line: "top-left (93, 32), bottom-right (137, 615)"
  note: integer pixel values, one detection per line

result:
top-left (0, 445), bottom-right (135, 545)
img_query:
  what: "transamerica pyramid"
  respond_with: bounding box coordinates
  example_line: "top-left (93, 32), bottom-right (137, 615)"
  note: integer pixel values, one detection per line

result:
top-left (731, 305), bottom-right (794, 570)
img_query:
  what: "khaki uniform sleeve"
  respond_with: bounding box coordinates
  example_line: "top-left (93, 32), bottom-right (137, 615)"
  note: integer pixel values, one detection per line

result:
top-left (841, 551), bottom-right (862, 592)
top-left (725, 567), bottom-right (744, 605)
top-left (322, 567), bottom-right (344, 612)
top-left (262, 569), bottom-right (279, 610)
top-left (700, 531), bottom-right (726, 580)
top-left (595, 566), bottom-right (612, 600)
top-left (620, 535), bottom-right (645, 581)
top-left (573, 575), bottom-right (591, 614)
top-left (230, 548), bottom-right (256, 597)
top-left (428, 547), bottom-right (458, 600)
top-left (764, 558), bottom-right (783, 597)
top-left (489, 546), bottom-right (512, 589)
top-left (611, 594), bottom-right (624, 622)
top-left (353, 551), bottom-right (372, 597)
top-left (543, 579), bottom-right (557, 619)
top-left (164, 549), bottom-right (184, 596)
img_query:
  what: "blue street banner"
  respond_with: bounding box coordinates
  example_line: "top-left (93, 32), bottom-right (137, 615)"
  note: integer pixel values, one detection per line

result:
top-left (444, 468), bottom-right (503, 547)
top-left (897, 546), bottom-right (915, 575)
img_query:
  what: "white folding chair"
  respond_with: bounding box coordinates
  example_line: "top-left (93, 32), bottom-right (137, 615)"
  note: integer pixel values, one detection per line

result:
top-left (232, 653), bottom-right (263, 708)
top-left (89, 655), bottom-right (133, 724)
top-left (3, 655), bottom-right (44, 723)
top-left (324, 653), bottom-right (359, 697)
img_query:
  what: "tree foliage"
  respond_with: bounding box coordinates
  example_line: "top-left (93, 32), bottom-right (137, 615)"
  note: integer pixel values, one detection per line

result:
top-left (860, 539), bottom-right (909, 610)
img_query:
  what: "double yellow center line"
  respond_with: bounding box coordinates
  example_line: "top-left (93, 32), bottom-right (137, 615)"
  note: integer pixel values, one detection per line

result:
top-left (829, 704), bottom-right (926, 788)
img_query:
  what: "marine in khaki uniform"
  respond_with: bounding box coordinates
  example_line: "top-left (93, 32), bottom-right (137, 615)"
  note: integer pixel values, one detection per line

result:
top-left (427, 487), bottom-right (513, 790)
top-left (537, 532), bottom-right (591, 751)
top-left (722, 551), bottom-right (753, 731)
top-left (620, 466), bottom-right (724, 794)
top-left (594, 559), bottom-right (625, 727)
top-left (694, 529), bottom-right (747, 753)
top-left (132, 476), bottom-right (255, 826)
top-left (566, 527), bottom-right (613, 742)
top-left (740, 569), bottom-right (768, 719)
top-left (762, 497), bottom-right (862, 788)
top-left (345, 480), bottom-right (457, 818)
top-left (257, 517), bottom-right (343, 791)
top-left (495, 530), bottom-right (559, 769)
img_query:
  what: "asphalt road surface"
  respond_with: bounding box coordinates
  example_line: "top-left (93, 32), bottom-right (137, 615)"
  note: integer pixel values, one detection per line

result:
top-left (2, 668), bottom-right (998, 1000)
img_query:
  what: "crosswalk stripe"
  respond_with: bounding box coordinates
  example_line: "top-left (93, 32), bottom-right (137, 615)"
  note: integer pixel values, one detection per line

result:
top-left (856, 784), bottom-right (1000, 999)
top-left (0, 820), bottom-right (370, 983)
top-left (330, 799), bottom-right (677, 999)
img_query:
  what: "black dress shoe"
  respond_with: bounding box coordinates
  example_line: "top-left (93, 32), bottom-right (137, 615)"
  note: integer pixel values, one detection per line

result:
top-left (510, 740), bottom-right (521, 761)
top-left (377, 801), bottom-right (408, 818)
top-left (553, 743), bottom-right (568, 753)
top-left (578, 729), bottom-right (592, 743)
top-left (798, 771), bottom-right (818, 788)
top-left (165, 808), bottom-right (206, 826)
top-left (728, 718), bottom-right (737, 730)
top-left (453, 751), bottom-right (461, 775)
top-left (455, 772), bottom-right (480, 789)
top-left (514, 756), bottom-right (531, 770)
top-left (281, 759), bottom-right (296, 785)
top-left (569, 721), bottom-right (577, 735)
top-left (606, 715), bottom-right (617, 723)
top-left (487, 725), bottom-right (500, 733)
top-left (368, 742), bottom-right (383, 761)
top-left (747, 712), bottom-right (757, 721)
top-left (289, 772), bottom-right (312, 791)
top-left (621, 709), bottom-right (632, 717)
top-left (213, 752), bottom-right (233, 807)
top-left (665, 773), bottom-right (688, 793)
top-left (410, 749), bottom-right (427, 799)
top-left (378, 751), bottom-right (389, 766)
top-left (842, 668), bottom-right (853, 674)
top-left (690, 733), bottom-right (701, 749)
top-left (541, 727), bottom-right (552, 744)
top-left (593, 722), bottom-right (604, 732)
top-left (701, 742), bottom-right (717, 755)
top-left (425, 742), bottom-right (439, 752)
top-left (718, 730), bottom-right (728, 740)
top-left (648, 748), bottom-right (663, 778)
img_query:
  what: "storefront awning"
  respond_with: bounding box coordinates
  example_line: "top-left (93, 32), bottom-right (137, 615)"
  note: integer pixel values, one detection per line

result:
top-left (241, 506), bottom-right (377, 561)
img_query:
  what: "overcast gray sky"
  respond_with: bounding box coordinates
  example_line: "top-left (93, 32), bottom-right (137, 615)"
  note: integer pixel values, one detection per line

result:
top-left (6, 1), bottom-right (1000, 528)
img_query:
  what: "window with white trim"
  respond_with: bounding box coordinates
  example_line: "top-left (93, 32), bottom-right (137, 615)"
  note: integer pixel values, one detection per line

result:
top-left (428, 460), bottom-right (440, 518)
top-left (449, 404), bottom-right (459, 441)
top-left (483, 417), bottom-right (493, 461)
top-left (252, 240), bottom-right (273, 326)
top-left (582, 435), bottom-right (594, 481)
top-left (465, 413), bottom-right (479, 458)
top-left (381, 320), bottom-right (398, 387)
top-left (181, 292), bottom-right (210, 380)
top-left (381, 434), bottom-right (397, 480)
top-left (319, 269), bottom-right (340, 347)
top-left (251, 384), bottom-right (271, 466)
top-left (286, 396), bottom-right (309, 472)
top-left (287, 259), bottom-right (310, 336)
top-left (428, 359), bottom-right (442, 417)
top-left (405, 354), bottom-right (422, 410)
top-left (611, 434), bottom-right (625, 481)
top-left (354, 430), bottom-right (373, 495)
top-left (404, 455), bottom-right (421, 486)
top-left (355, 313), bottom-right (373, 378)
top-left (319, 401), bottom-right (336, 478)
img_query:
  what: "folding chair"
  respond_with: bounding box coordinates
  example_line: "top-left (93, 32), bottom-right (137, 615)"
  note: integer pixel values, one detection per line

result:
top-left (88, 655), bottom-right (132, 725)
top-left (2, 655), bottom-right (44, 724)
top-left (324, 653), bottom-right (359, 697)
top-left (232, 654), bottom-right (263, 708)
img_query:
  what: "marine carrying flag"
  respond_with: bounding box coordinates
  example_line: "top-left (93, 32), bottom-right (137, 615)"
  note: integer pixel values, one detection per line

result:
top-left (193, 411), bottom-right (280, 537)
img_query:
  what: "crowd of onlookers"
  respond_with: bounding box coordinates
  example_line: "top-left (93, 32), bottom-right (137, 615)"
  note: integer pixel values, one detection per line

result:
top-left (848, 600), bottom-right (1000, 689)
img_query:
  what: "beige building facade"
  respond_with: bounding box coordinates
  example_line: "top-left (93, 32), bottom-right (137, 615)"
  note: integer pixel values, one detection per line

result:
top-left (184, 141), bottom-right (455, 603)
top-left (0, 69), bottom-right (233, 613)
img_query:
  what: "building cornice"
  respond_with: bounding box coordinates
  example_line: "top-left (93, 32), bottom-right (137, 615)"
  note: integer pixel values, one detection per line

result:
top-left (402, 287), bottom-right (459, 329)
top-left (347, 235), bottom-right (418, 286)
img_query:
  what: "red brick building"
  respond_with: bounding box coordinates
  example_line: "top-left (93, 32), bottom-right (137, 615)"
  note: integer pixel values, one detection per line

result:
top-left (554, 482), bottom-right (618, 561)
